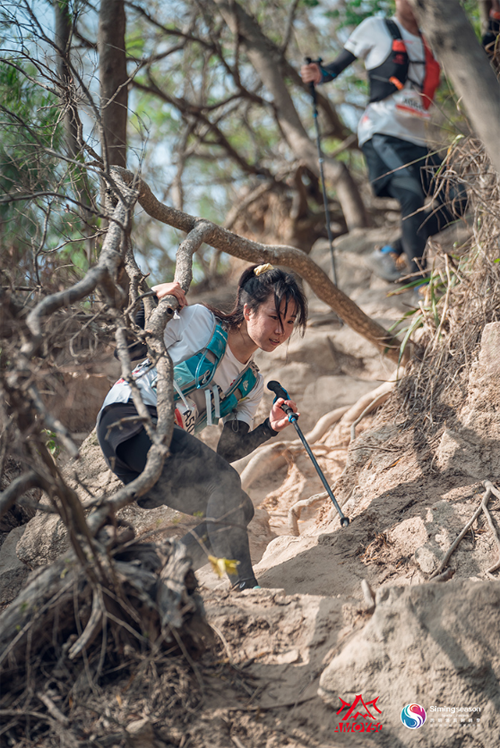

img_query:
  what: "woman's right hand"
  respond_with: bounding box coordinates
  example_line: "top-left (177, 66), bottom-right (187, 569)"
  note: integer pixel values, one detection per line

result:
top-left (300, 63), bottom-right (322, 85)
top-left (151, 281), bottom-right (188, 308)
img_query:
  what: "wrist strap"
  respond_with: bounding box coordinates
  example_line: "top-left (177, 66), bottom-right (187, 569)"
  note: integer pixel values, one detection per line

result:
top-left (490, 9), bottom-right (500, 20)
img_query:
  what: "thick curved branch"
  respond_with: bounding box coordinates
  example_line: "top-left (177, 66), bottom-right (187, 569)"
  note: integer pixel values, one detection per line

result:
top-left (0, 471), bottom-right (42, 521)
top-left (409, 0), bottom-right (500, 177)
top-left (86, 221), bottom-right (213, 535)
top-left (114, 166), bottom-right (407, 365)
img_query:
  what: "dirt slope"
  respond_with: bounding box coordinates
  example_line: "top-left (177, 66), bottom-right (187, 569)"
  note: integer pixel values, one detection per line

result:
top-left (2, 226), bottom-right (499, 746)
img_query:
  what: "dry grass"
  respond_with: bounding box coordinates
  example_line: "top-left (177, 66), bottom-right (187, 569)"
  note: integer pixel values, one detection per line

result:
top-left (381, 136), bottom-right (500, 437)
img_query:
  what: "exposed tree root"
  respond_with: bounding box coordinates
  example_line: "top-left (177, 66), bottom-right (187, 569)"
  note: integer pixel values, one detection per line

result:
top-left (429, 481), bottom-right (500, 580)
top-left (348, 382), bottom-right (395, 441)
top-left (238, 406), bottom-right (349, 492)
top-left (0, 534), bottom-right (210, 696)
top-left (288, 492), bottom-right (329, 536)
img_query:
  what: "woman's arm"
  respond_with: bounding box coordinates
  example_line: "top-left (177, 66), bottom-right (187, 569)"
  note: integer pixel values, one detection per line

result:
top-left (151, 281), bottom-right (188, 307)
top-left (300, 49), bottom-right (357, 85)
top-left (216, 418), bottom-right (279, 463)
top-left (216, 396), bottom-right (299, 463)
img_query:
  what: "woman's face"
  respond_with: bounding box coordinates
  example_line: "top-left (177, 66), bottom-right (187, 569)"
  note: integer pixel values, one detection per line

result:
top-left (395, 0), bottom-right (417, 25)
top-left (244, 295), bottom-right (297, 352)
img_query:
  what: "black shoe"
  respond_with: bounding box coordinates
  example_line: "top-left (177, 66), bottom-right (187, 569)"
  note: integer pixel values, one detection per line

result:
top-left (233, 577), bottom-right (261, 591)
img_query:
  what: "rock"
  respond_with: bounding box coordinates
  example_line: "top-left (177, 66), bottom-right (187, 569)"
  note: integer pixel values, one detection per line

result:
top-left (433, 428), bottom-right (484, 479)
top-left (470, 321), bottom-right (500, 385)
top-left (16, 509), bottom-right (74, 570)
top-left (413, 545), bottom-right (441, 574)
top-left (126, 718), bottom-right (168, 748)
top-left (310, 228), bottom-right (400, 297)
top-left (41, 371), bottom-right (110, 433)
top-left (0, 527), bottom-right (30, 605)
top-left (318, 580), bottom-right (500, 745)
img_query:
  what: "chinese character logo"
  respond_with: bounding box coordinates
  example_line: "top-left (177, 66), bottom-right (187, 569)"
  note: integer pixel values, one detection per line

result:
top-left (401, 704), bottom-right (427, 729)
top-left (334, 693), bottom-right (383, 733)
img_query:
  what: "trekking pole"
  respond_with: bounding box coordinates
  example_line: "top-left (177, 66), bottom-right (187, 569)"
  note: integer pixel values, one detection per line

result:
top-left (268, 380), bottom-right (349, 527)
top-left (305, 56), bottom-right (338, 287)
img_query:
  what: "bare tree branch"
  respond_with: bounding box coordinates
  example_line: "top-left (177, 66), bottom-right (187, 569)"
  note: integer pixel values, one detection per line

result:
top-left (114, 166), bottom-right (407, 365)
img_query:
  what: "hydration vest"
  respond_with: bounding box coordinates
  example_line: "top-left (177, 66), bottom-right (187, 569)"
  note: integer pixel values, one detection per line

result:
top-left (368, 19), bottom-right (440, 110)
top-left (124, 319), bottom-right (259, 435)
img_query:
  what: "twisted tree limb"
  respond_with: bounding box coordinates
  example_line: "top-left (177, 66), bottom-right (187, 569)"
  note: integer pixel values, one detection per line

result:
top-left (114, 166), bottom-right (408, 365)
top-left (0, 471), bottom-right (42, 521)
top-left (86, 220), bottom-right (214, 535)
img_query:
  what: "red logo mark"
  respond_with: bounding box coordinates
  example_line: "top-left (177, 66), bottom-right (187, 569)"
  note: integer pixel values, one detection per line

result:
top-left (334, 693), bottom-right (383, 733)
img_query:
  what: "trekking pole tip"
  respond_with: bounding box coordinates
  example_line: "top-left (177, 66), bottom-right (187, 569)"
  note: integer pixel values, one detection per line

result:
top-left (340, 517), bottom-right (350, 528)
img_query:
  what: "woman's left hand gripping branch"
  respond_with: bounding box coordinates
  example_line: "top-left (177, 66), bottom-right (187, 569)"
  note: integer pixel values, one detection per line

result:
top-left (269, 397), bottom-right (299, 432)
top-left (151, 281), bottom-right (188, 309)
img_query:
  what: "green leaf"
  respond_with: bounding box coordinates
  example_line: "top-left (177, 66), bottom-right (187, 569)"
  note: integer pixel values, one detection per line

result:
top-left (398, 313), bottom-right (423, 366)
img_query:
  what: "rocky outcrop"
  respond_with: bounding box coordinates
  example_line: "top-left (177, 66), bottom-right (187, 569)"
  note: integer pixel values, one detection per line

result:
top-left (0, 526), bottom-right (30, 605)
top-left (318, 579), bottom-right (499, 746)
top-left (41, 371), bottom-right (111, 434)
top-left (434, 321), bottom-right (500, 479)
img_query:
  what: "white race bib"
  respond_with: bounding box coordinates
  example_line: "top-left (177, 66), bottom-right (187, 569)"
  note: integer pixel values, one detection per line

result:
top-left (394, 89), bottom-right (430, 120)
top-left (174, 398), bottom-right (198, 434)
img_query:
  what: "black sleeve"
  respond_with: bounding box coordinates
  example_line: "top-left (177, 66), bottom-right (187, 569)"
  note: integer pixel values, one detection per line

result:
top-left (113, 300), bottom-right (152, 361)
top-left (482, 16), bottom-right (500, 57)
top-left (216, 418), bottom-right (279, 463)
top-left (319, 49), bottom-right (357, 83)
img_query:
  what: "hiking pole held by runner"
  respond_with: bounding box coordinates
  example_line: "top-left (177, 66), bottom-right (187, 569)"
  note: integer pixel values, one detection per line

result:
top-left (268, 380), bottom-right (349, 528)
top-left (305, 56), bottom-right (338, 287)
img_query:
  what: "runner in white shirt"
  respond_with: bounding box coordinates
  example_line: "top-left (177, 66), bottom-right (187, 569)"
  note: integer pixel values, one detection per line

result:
top-left (301, 0), bottom-right (467, 289)
top-left (97, 263), bottom-right (308, 591)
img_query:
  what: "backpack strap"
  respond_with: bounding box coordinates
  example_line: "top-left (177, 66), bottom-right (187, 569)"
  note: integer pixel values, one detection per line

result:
top-left (172, 320), bottom-right (228, 397)
top-left (368, 19), bottom-right (409, 102)
top-left (384, 18), bottom-right (402, 41)
top-left (194, 321), bottom-right (228, 388)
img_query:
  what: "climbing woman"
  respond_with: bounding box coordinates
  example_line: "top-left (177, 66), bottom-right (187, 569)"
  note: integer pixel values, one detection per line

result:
top-left (96, 263), bottom-right (308, 591)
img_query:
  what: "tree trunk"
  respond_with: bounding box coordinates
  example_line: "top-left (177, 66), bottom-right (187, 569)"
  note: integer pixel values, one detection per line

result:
top-left (98, 0), bottom-right (128, 168)
top-left (54, 0), bottom-right (78, 157)
top-left (55, 0), bottom-right (97, 264)
top-left (212, 0), bottom-right (369, 232)
top-left (409, 0), bottom-right (500, 177)
top-left (479, 0), bottom-right (492, 35)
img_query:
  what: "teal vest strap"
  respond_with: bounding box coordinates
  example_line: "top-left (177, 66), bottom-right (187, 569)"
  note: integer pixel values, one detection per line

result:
top-left (194, 362), bottom-right (259, 433)
top-left (172, 321), bottom-right (228, 396)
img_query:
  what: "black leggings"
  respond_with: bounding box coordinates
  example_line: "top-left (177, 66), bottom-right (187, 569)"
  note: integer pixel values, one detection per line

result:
top-left (363, 134), bottom-right (468, 275)
top-left (98, 410), bottom-right (256, 585)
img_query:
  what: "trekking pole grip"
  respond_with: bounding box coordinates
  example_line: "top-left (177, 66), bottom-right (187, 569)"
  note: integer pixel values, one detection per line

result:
top-left (267, 380), bottom-right (296, 420)
top-left (305, 56), bottom-right (321, 103)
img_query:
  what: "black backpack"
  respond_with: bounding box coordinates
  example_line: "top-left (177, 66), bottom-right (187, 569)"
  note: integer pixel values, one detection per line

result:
top-left (368, 19), bottom-right (410, 103)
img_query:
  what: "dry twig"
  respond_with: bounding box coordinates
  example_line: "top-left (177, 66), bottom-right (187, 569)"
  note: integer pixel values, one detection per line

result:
top-left (429, 481), bottom-right (500, 579)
